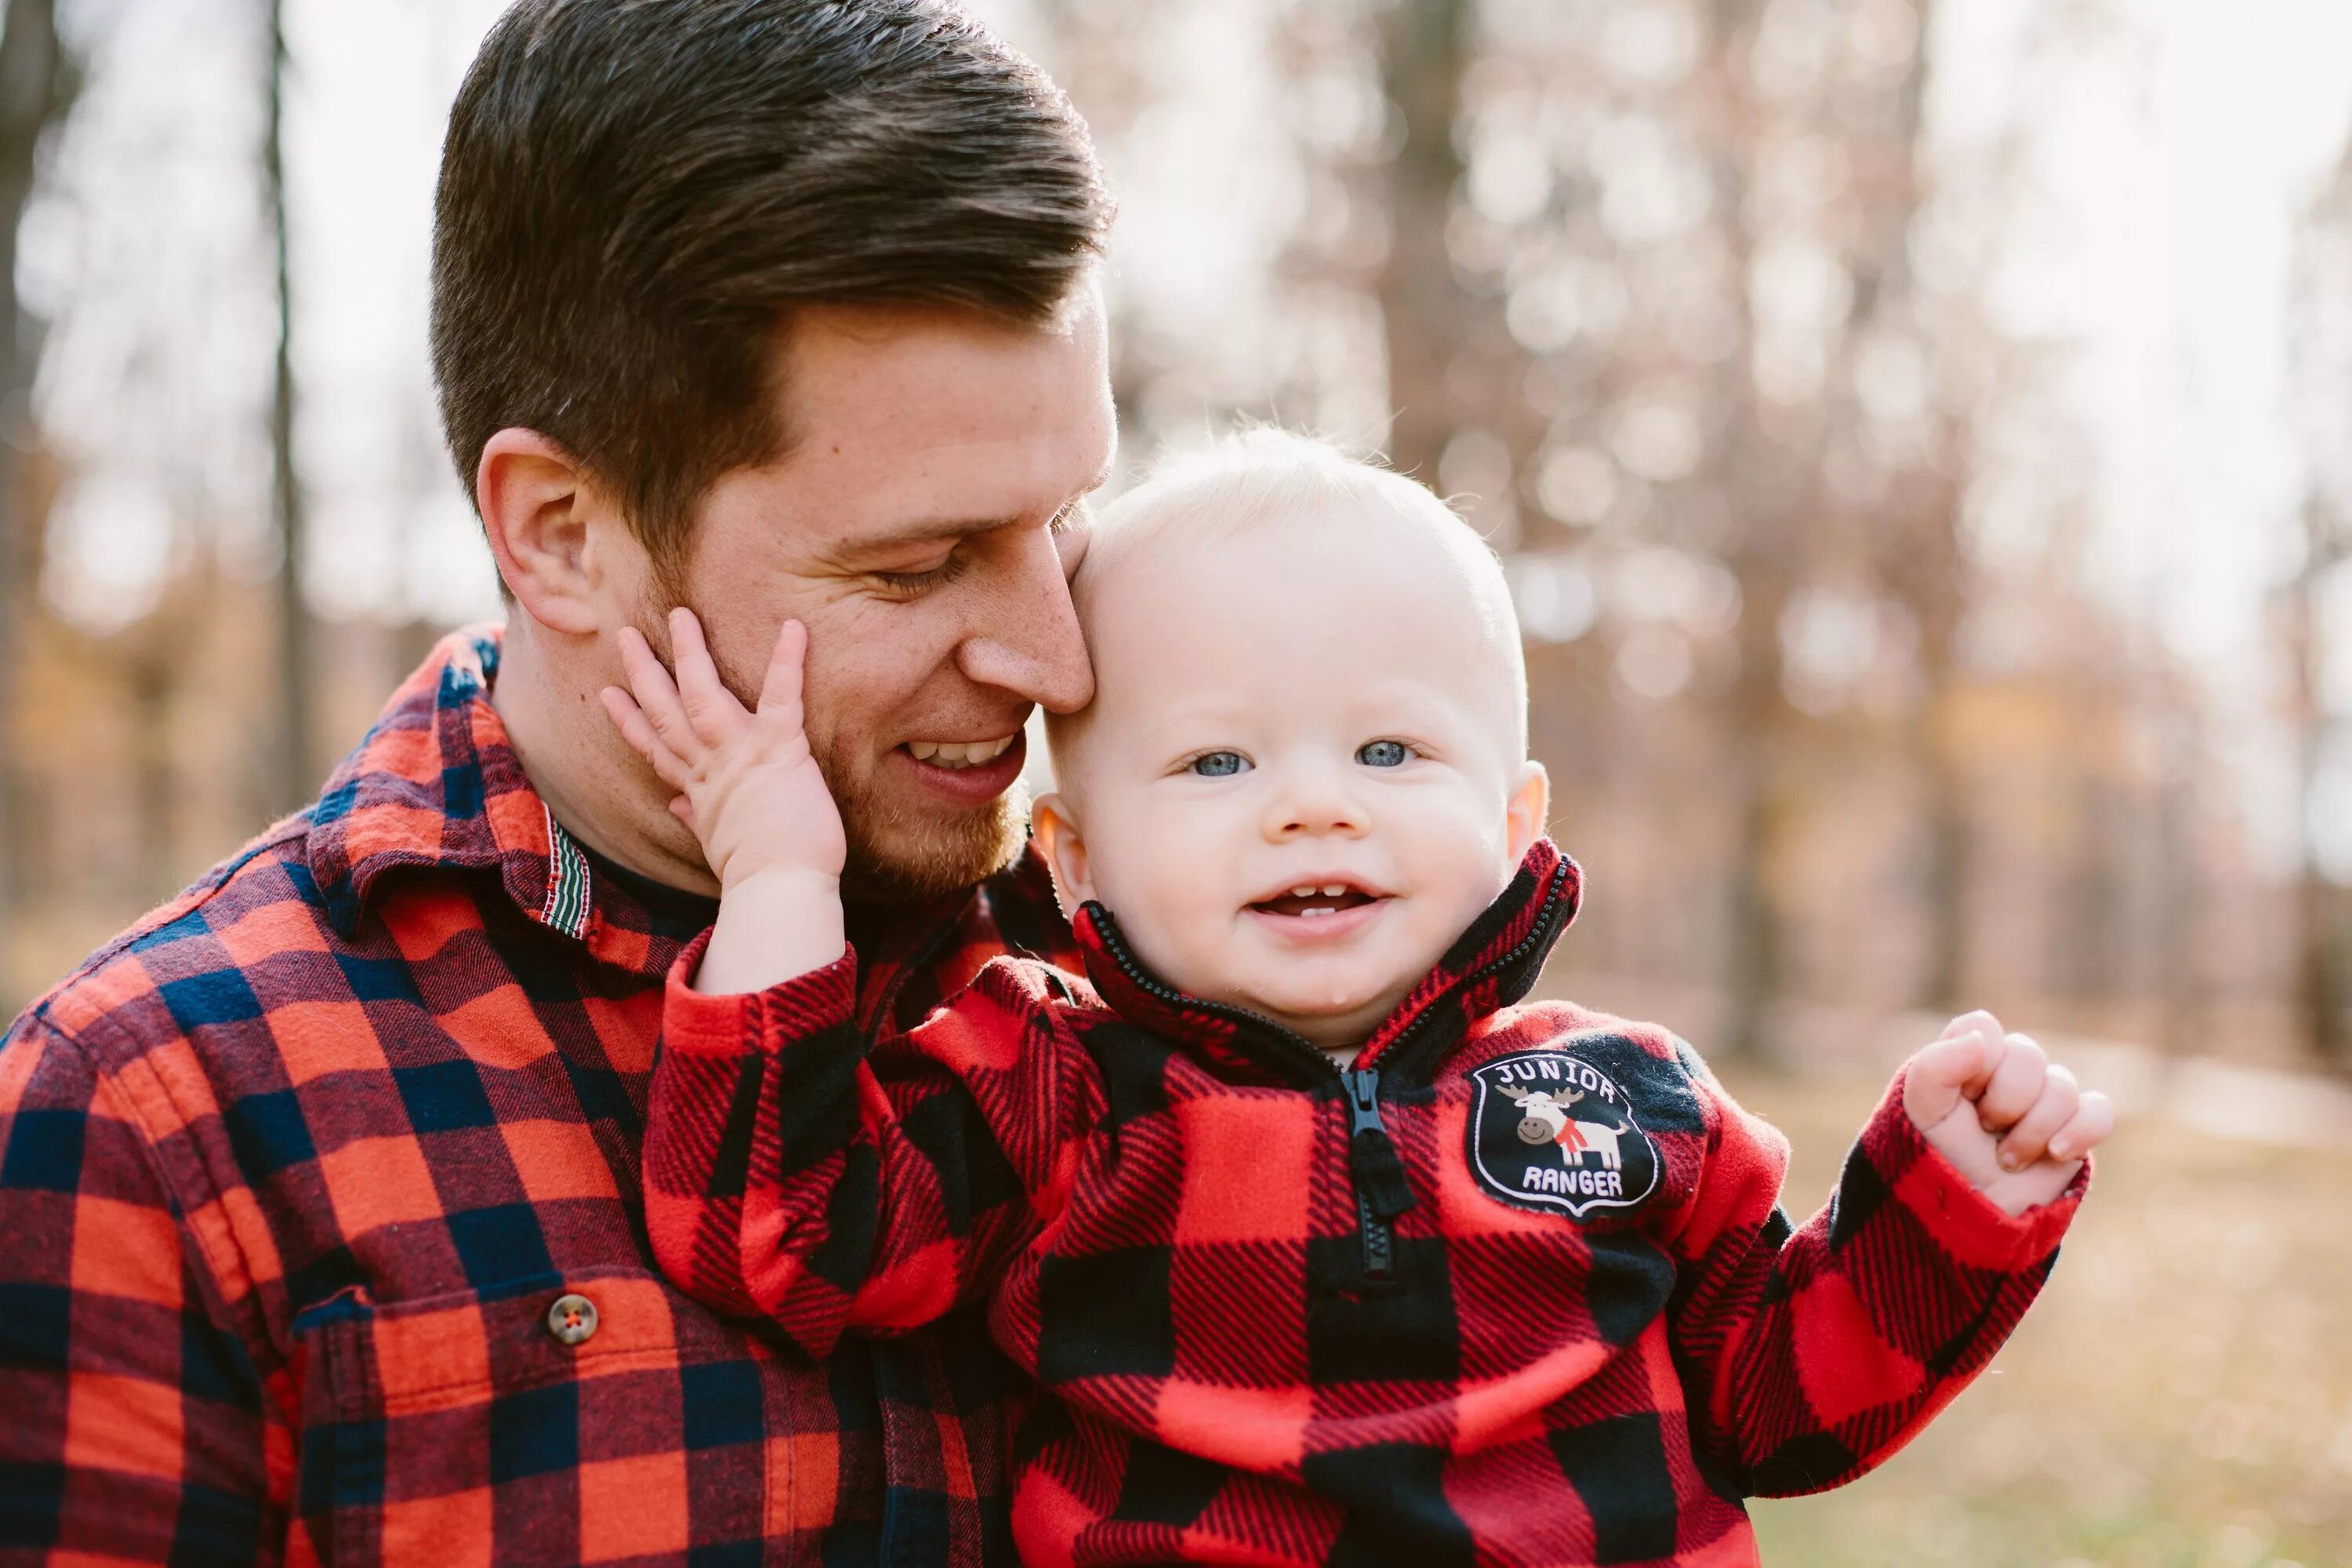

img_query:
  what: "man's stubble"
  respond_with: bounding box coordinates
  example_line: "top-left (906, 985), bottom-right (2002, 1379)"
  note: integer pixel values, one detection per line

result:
top-left (836, 764), bottom-right (1030, 908)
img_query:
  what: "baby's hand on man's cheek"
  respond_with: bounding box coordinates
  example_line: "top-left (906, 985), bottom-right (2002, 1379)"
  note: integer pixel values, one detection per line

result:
top-left (1899, 1011), bottom-right (2115, 1217)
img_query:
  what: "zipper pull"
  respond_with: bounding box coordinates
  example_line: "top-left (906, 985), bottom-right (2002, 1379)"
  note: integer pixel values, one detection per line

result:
top-left (1341, 1068), bottom-right (1417, 1220)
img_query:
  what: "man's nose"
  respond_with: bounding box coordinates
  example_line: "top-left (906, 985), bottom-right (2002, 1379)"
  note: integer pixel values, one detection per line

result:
top-left (1261, 757), bottom-right (1369, 841)
top-left (954, 522), bottom-right (1096, 713)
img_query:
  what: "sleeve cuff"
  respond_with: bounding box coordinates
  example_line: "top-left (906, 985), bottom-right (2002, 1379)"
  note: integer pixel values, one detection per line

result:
top-left (1863, 1067), bottom-right (2089, 1272)
top-left (662, 930), bottom-right (858, 1057)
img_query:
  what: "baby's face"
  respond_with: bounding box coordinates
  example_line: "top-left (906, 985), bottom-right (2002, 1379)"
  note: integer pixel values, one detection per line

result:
top-left (1044, 502), bottom-right (1544, 1051)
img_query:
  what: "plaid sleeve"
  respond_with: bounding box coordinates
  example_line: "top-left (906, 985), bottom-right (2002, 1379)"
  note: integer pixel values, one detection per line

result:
top-left (1661, 1056), bottom-right (2086, 1497)
top-left (644, 936), bottom-right (1093, 1362)
top-left (0, 1013), bottom-right (276, 1563)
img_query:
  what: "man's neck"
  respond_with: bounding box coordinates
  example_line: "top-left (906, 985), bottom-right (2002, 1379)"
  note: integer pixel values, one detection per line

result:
top-left (490, 612), bottom-right (723, 898)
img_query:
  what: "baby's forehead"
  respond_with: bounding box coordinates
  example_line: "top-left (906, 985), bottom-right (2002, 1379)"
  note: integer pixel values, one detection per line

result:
top-left (1073, 498), bottom-right (1520, 719)
top-left (1083, 485), bottom-right (1508, 636)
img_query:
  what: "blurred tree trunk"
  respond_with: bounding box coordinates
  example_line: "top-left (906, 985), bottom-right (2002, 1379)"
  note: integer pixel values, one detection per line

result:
top-left (0, 0), bottom-right (74, 931)
top-left (1867, 0), bottom-right (1974, 1015)
top-left (266, 0), bottom-right (313, 810)
top-left (1908, 479), bottom-right (1972, 1014)
top-left (2147, 704), bottom-right (2204, 1059)
top-left (2288, 499), bottom-right (2348, 1064)
top-left (1700, 0), bottom-right (1793, 1062)
top-left (1373, 0), bottom-right (1470, 486)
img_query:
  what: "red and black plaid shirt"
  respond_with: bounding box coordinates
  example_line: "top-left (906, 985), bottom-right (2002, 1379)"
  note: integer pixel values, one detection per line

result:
top-left (646, 840), bottom-right (2089, 1566)
top-left (0, 629), bottom-right (1076, 1566)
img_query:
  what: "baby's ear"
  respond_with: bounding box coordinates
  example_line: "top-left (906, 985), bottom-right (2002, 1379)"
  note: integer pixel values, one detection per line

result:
top-left (1030, 793), bottom-right (1095, 916)
top-left (1505, 760), bottom-right (1551, 864)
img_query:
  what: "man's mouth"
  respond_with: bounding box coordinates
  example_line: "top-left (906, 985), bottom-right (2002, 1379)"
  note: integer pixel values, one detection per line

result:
top-left (904, 735), bottom-right (1019, 771)
top-left (891, 731), bottom-right (1029, 810)
top-left (1249, 882), bottom-right (1384, 920)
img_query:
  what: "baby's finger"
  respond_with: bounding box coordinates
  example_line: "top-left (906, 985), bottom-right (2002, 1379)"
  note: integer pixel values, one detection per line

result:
top-left (1940, 1007), bottom-right (2000, 1043)
top-left (600, 686), bottom-right (693, 792)
top-left (1975, 1032), bottom-right (2049, 1132)
top-left (1904, 1017), bottom-right (1997, 1129)
top-left (756, 619), bottom-right (809, 721)
top-left (2046, 1091), bottom-right (2116, 1163)
top-left (1996, 1062), bottom-right (2078, 1171)
top-left (670, 608), bottom-right (748, 746)
top-left (617, 626), bottom-right (699, 757)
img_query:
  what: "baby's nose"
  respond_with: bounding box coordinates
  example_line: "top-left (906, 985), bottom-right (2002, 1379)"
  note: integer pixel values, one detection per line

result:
top-left (1261, 764), bottom-right (1368, 839)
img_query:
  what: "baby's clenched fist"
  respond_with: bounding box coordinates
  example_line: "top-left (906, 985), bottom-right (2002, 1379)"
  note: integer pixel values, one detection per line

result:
top-left (1900, 1011), bottom-right (2114, 1216)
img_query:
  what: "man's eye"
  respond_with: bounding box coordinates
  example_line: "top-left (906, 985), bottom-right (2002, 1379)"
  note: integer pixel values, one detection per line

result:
top-left (1188, 751), bottom-right (1251, 778)
top-left (1356, 740), bottom-right (1412, 768)
top-left (873, 551), bottom-right (971, 596)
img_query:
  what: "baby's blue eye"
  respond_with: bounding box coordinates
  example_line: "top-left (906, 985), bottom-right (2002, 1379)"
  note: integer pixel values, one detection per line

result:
top-left (1189, 751), bottom-right (1251, 778)
top-left (1357, 740), bottom-right (1410, 768)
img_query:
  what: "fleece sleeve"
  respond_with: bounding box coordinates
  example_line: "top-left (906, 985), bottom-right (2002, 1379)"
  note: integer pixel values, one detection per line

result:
top-left (641, 938), bottom-right (1099, 1359)
top-left (1660, 1052), bottom-right (2087, 1497)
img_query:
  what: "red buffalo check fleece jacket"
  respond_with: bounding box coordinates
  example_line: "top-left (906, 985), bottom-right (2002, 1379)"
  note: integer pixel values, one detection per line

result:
top-left (646, 840), bottom-right (2088, 1567)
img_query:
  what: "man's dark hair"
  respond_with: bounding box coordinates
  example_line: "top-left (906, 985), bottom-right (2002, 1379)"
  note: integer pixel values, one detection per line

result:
top-left (431, 0), bottom-right (1111, 583)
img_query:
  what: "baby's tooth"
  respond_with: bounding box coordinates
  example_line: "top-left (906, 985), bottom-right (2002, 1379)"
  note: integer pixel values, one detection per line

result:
top-left (1291, 885), bottom-right (1316, 898)
top-left (1301, 906), bottom-right (1333, 918)
top-left (1322, 884), bottom-right (1346, 896)
top-left (909, 741), bottom-right (940, 760)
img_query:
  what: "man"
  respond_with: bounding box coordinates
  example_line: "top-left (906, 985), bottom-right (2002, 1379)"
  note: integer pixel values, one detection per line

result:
top-left (0, 2), bottom-right (1112, 1562)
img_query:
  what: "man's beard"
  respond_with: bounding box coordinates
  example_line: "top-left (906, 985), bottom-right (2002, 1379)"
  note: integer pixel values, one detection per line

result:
top-left (833, 755), bottom-right (1029, 907)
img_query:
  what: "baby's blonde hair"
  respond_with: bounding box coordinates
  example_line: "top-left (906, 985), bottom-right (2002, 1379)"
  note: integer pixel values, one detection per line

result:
top-left (1048, 428), bottom-right (1529, 778)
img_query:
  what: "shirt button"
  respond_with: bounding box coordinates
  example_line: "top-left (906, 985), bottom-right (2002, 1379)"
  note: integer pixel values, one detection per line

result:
top-left (547, 1292), bottom-right (598, 1347)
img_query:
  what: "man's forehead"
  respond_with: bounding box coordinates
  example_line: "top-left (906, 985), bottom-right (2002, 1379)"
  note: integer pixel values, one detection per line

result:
top-left (770, 298), bottom-right (1114, 539)
top-left (781, 292), bottom-right (1105, 423)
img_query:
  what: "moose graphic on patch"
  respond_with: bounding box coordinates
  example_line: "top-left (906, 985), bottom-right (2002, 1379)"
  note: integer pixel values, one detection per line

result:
top-left (1468, 1049), bottom-right (1661, 1219)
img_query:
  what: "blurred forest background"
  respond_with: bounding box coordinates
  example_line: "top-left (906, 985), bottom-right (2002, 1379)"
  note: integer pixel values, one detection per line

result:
top-left (1, 0), bottom-right (2350, 1560)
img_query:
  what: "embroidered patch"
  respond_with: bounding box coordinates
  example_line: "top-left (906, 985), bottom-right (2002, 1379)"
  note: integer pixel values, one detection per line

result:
top-left (1468, 1050), bottom-right (1661, 1219)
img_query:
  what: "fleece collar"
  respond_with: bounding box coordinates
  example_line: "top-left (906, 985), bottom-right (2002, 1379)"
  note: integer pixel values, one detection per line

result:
top-left (1073, 838), bottom-right (1581, 1088)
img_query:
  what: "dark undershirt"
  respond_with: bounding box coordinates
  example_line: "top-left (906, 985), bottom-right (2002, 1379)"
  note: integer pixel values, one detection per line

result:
top-left (575, 840), bottom-right (720, 946)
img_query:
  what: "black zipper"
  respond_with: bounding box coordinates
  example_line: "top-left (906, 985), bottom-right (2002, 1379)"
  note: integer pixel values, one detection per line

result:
top-left (1340, 1066), bottom-right (1416, 1283)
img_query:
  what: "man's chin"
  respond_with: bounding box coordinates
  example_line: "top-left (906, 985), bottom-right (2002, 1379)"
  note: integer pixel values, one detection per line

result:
top-left (838, 780), bottom-right (1029, 907)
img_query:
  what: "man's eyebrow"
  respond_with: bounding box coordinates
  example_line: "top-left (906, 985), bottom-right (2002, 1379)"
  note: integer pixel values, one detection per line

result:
top-left (831, 463), bottom-right (1116, 553)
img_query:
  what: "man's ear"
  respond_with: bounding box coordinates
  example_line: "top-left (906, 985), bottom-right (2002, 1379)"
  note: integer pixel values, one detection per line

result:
top-left (1030, 793), bottom-right (1095, 916)
top-left (1505, 760), bottom-right (1551, 865)
top-left (477, 428), bottom-right (633, 636)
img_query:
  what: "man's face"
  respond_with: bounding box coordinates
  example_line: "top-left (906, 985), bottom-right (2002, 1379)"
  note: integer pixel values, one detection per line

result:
top-left (659, 296), bottom-right (1112, 902)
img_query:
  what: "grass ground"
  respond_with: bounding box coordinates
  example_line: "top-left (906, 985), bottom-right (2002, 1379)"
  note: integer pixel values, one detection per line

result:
top-left (1720, 1065), bottom-right (2352, 1568)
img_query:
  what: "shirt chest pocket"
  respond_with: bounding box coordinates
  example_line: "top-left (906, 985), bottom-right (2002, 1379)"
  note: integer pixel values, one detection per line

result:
top-left (289, 1267), bottom-right (813, 1566)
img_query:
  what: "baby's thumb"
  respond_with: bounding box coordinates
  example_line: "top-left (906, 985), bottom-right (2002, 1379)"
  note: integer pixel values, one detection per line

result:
top-left (1904, 1016), bottom-right (1997, 1129)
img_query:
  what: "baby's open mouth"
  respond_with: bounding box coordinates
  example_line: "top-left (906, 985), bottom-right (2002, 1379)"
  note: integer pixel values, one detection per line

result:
top-left (1250, 884), bottom-right (1382, 920)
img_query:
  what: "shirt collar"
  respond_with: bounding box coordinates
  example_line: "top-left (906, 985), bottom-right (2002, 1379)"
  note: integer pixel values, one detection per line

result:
top-left (305, 626), bottom-right (700, 976)
top-left (1072, 838), bottom-right (1583, 1087)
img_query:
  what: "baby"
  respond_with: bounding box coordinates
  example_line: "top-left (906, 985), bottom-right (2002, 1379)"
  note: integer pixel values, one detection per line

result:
top-left (613, 432), bottom-right (2111, 1567)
